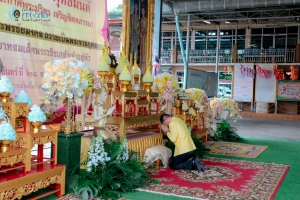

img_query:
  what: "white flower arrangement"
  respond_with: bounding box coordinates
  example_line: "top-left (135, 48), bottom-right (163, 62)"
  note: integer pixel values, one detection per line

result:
top-left (27, 105), bottom-right (46, 122)
top-left (0, 76), bottom-right (15, 93)
top-left (41, 58), bottom-right (93, 111)
top-left (15, 90), bottom-right (33, 107)
top-left (188, 107), bottom-right (196, 116)
top-left (182, 101), bottom-right (189, 110)
top-left (86, 133), bottom-right (111, 172)
top-left (116, 137), bottom-right (129, 163)
top-left (0, 109), bottom-right (16, 140)
top-left (210, 98), bottom-right (242, 121)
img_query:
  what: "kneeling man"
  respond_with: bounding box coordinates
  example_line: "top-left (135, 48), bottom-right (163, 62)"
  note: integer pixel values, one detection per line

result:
top-left (160, 114), bottom-right (205, 172)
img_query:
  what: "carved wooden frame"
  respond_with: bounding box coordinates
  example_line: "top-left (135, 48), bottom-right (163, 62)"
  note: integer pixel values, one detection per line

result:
top-left (121, 0), bottom-right (155, 69)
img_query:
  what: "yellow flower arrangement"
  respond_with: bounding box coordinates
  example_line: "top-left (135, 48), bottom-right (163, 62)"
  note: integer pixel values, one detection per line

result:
top-left (185, 88), bottom-right (208, 108)
top-left (151, 72), bottom-right (180, 103)
top-left (152, 72), bottom-right (179, 94)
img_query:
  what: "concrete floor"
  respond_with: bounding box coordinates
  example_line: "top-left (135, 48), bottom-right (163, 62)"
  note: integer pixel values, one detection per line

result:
top-left (212, 118), bottom-right (300, 141)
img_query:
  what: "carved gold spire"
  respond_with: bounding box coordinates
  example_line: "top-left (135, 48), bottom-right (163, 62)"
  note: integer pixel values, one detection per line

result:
top-left (131, 54), bottom-right (141, 84)
top-left (142, 62), bottom-right (154, 92)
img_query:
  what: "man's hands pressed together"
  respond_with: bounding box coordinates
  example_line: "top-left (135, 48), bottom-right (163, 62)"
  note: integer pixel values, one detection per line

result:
top-left (161, 124), bottom-right (169, 135)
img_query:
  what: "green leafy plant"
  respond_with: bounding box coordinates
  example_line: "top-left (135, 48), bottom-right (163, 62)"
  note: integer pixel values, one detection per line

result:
top-left (67, 134), bottom-right (156, 200)
top-left (216, 119), bottom-right (241, 141)
top-left (165, 132), bottom-right (209, 158)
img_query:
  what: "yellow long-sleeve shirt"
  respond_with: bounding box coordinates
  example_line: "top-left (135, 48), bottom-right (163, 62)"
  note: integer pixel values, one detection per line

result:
top-left (167, 117), bottom-right (196, 157)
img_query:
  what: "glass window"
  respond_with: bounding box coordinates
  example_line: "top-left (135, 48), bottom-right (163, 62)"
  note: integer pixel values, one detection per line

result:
top-left (262, 36), bottom-right (273, 49)
top-left (287, 34), bottom-right (298, 48)
top-left (220, 30), bottom-right (233, 36)
top-left (287, 26), bottom-right (298, 34)
top-left (251, 28), bottom-right (262, 35)
top-left (220, 37), bottom-right (233, 50)
top-left (237, 29), bottom-right (245, 35)
top-left (207, 37), bottom-right (217, 50)
top-left (263, 28), bottom-right (275, 34)
top-left (162, 39), bottom-right (171, 50)
top-left (275, 27), bottom-right (287, 34)
top-left (251, 36), bottom-right (261, 49)
top-left (195, 30), bottom-right (207, 36)
top-left (195, 37), bottom-right (206, 50)
top-left (275, 36), bottom-right (286, 48)
top-left (162, 32), bottom-right (172, 37)
top-left (237, 36), bottom-right (245, 49)
top-left (208, 30), bottom-right (217, 36)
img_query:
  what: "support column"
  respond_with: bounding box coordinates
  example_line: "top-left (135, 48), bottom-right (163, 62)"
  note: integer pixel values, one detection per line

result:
top-left (296, 25), bottom-right (300, 63)
top-left (245, 28), bottom-right (251, 48)
top-left (191, 30), bottom-right (195, 50)
top-left (173, 46), bottom-right (177, 63)
top-left (215, 24), bottom-right (220, 73)
top-left (175, 12), bottom-right (188, 89)
top-left (296, 44), bottom-right (300, 63)
top-left (185, 14), bottom-right (191, 65)
top-left (233, 45), bottom-right (238, 63)
top-left (152, 0), bottom-right (163, 75)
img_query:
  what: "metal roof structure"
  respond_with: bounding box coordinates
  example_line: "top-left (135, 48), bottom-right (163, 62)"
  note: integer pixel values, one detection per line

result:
top-left (162, 0), bottom-right (300, 30)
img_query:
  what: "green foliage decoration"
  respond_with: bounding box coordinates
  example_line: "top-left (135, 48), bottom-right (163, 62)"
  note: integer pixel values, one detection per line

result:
top-left (108, 4), bottom-right (122, 20)
top-left (67, 134), bottom-right (157, 200)
top-left (216, 119), bottom-right (241, 141)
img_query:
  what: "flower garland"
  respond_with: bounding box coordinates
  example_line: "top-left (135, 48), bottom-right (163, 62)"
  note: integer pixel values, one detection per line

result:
top-left (41, 58), bottom-right (93, 111)
top-left (210, 98), bottom-right (241, 121)
top-left (152, 72), bottom-right (180, 103)
top-left (185, 88), bottom-right (208, 108)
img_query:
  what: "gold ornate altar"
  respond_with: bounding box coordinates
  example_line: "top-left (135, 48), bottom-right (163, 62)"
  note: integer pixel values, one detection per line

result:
top-left (0, 99), bottom-right (65, 199)
top-left (173, 98), bottom-right (208, 141)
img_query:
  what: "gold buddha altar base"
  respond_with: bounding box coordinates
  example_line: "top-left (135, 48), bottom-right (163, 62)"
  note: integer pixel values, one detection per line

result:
top-left (127, 133), bottom-right (163, 157)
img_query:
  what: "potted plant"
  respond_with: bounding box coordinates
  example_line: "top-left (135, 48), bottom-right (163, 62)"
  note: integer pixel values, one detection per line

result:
top-left (27, 105), bottom-right (46, 133)
top-left (0, 76), bottom-right (15, 102)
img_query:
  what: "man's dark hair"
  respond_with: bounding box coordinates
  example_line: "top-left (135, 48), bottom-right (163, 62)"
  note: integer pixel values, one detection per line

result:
top-left (160, 114), bottom-right (171, 124)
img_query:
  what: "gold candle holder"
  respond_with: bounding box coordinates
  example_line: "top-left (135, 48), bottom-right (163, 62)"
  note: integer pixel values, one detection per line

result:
top-left (0, 92), bottom-right (10, 103)
top-left (176, 100), bottom-right (181, 108)
top-left (143, 82), bottom-right (153, 92)
top-left (31, 121), bottom-right (43, 133)
top-left (0, 140), bottom-right (11, 152)
top-left (120, 80), bottom-right (130, 92)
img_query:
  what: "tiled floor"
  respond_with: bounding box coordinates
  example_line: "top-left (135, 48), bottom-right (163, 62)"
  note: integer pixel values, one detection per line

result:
top-left (212, 117), bottom-right (300, 141)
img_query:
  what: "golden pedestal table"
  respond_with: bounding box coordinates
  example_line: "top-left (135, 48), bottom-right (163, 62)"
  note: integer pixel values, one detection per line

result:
top-left (0, 130), bottom-right (65, 200)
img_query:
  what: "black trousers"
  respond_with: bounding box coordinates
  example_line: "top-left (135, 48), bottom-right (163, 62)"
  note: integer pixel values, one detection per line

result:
top-left (170, 151), bottom-right (195, 170)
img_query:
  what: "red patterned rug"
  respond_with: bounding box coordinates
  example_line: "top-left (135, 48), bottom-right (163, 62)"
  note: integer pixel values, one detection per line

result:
top-left (139, 157), bottom-right (289, 200)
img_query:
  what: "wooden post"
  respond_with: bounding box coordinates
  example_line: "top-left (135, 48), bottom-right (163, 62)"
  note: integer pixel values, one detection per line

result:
top-left (295, 44), bottom-right (300, 63)
top-left (233, 44), bottom-right (238, 63)
top-left (173, 46), bottom-right (177, 63)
